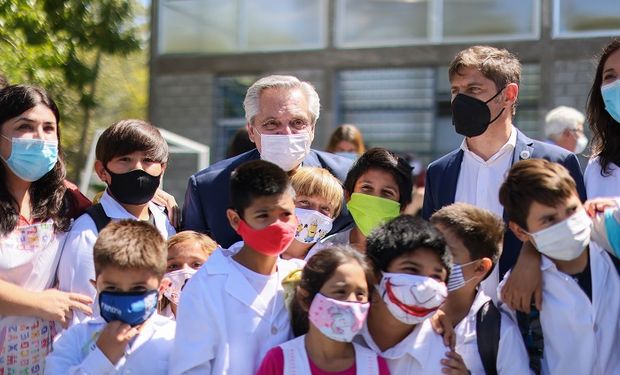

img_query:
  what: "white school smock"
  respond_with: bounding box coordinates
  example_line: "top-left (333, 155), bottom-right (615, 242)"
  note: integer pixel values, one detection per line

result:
top-left (169, 248), bottom-right (302, 375)
top-left (584, 157), bottom-right (620, 199)
top-left (454, 289), bottom-right (532, 375)
top-left (280, 335), bottom-right (379, 375)
top-left (304, 228), bottom-right (352, 261)
top-left (44, 314), bottom-right (175, 375)
top-left (0, 220), bottom-right (66, 374)
top-left (57, 191), bottom-right (176, 324)
top-left (356, 318), bottom-right (448, 374)
top-left (499, 242), bottom-right (620, 375)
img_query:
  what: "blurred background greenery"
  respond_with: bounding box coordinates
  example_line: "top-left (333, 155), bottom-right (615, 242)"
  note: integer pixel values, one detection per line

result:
top-left (0, 0), bottom-right (149, 181)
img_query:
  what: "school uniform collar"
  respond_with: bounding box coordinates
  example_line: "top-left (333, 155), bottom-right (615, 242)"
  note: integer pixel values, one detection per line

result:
top-left (361, 319), bottom-right (434, 367)
top-left (85, 313), bottom-right (170, 353)
top-left (455, 289), bottom-right (493, 345)
top-left (99, 190), bottom-right (169, 228)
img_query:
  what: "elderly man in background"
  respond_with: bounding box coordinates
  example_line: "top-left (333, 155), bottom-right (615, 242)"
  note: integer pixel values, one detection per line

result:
top-left (182, 75), bottom-right (353, 247)
top-left (544, 105), bottom-right (588, 154)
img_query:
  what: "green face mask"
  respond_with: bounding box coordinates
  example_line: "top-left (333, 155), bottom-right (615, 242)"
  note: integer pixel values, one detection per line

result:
top-left (346, 192), bottom-right (401, 236)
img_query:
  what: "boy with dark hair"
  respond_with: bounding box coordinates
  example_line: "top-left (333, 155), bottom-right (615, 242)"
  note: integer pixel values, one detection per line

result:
top-left (45, 220), bottom-right (175, 374)
top-left (499, 159), bottom-right (620, 375)
top-left (359, 215), bottom-right (468, 374)
top-left (58, 119), bottom-right (175, 324)
top-left (170, 160), bottom-right (301, 375)
top-left (431, 203), bottom-right (532, 375)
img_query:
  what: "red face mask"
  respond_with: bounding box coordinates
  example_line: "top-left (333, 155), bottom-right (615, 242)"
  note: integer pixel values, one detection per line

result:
top-left (236, 218), bottom-right (298, 256)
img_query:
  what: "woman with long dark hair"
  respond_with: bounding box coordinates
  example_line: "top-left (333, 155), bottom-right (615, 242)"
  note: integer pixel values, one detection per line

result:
top-left (0, 85), bottom-right (93, 373)
top-left (584, 38), bottom-right (620, 198)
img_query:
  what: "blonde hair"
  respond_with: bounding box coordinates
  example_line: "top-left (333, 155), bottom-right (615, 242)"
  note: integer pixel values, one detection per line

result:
top-left (326, 124), bottom-right (366, 155)
top-left (167, 231), bottom-right (218, 257)
top-left (94, 220), bottom-right (167, 277)
top-left (291, 167), bottom-right (344, 217)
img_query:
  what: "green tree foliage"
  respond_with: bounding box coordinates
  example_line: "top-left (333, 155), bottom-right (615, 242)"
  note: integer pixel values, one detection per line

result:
top-left (0, 0), bottom-right (144, 179)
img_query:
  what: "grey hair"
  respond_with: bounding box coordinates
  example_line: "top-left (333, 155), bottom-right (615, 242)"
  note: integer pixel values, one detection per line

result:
top-left (243, 75), bottom-right (320, 125)
top-left (544, 106), bottom-right (585, 138)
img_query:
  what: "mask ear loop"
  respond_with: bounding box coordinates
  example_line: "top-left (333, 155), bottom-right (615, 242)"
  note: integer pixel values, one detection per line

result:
top-left (484, 87), bottom-right (507, 125)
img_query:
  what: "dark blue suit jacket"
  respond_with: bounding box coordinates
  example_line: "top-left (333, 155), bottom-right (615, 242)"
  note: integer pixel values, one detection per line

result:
top-left (182, 148), bottom-right (354, 248)
top-left (422, 129), bottom-right (587, 276)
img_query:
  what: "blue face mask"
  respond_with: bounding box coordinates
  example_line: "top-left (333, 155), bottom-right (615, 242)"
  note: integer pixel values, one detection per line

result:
top-left (99, 290), bottom-right (158, 326)
top-left (604, 209), bottom-right (620, 258)
top-left (0, 135), bottom-right (58, 182)
top-left (601, 79), bottom-right (620, 123)
top-left (335, 151), bottom-right (359, 160)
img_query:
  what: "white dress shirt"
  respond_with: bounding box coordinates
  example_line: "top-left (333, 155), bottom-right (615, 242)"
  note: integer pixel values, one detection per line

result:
top-left (44, 314), bottom-right (176, 375)
top-left (357, 319), bottom-right (449, 374)
top-left (455, 128), bottom-right (517, 300)
top-left (499, 243), bottom-right (620, 375)
top-left (454, 290), bottom-right (532, 375)
top-left (169, 248), bottom-right (302, 375)
top-left (57, 191), bottom-right (176, 324)
top-left (584, 156), bottom-right (620, 199)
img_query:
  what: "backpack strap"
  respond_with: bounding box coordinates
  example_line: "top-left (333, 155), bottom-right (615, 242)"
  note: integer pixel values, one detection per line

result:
top-left (85, 203), bottom-right (111, 233)
top-left (476, 300), bottom-right (500, 375)
top-left (516, 304), bottom-right (544, 375)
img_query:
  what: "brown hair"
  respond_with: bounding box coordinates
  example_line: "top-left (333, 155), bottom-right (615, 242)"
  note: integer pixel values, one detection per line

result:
top-left (291, 167), bottom-right (344, 217)
top-left (430, 203), bottom-right (504, 277)
top-left (326, 124), bottom-right (366, 155)
top-left (94, 220), bottom-right (167, 277)
top-left (449, 45), bottom-right (521, 115)
top-left (290, 246), bottom-right (375, 337)
top-left (499, 159), bottom-right (577, 230)
top-left (167, 231), bottom-right (218, 257)
top-left (96, 119), bottom-right (169, 167)
top-left (586, 38), bottom-right (620, 175)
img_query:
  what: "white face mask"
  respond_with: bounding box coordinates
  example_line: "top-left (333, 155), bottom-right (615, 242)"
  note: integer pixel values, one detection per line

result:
top-left (162, 268), bottom-right (197, 304)
top-left (574, 134), bottom-right (588, 154)
top-left (259, 132), bottom-right (312, 171)
top-left (527, 209), bottom-right (592, 261)
top-left (294, 207), bottom-right (333, 244)
top-left (377, 272), bottom-right (447, 325)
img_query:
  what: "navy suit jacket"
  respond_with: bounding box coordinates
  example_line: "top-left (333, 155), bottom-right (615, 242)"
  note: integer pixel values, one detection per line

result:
top-left (422, 129), bottom-right (587, 276)
top-left (182, 148), bottom-right (354, 248)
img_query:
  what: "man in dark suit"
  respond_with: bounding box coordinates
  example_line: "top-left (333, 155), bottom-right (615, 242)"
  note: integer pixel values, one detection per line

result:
top-left (422, 46), bottom-right (586, 298)
top-left (182, 75), bottom-right (353, 248)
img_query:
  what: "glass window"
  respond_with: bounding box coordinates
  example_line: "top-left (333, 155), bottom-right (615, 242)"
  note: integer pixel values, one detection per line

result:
top-left (554, 0), bottom-right (620, 37)
top-left (158, 0), bottom-right (327, 55)
top-left (443, 0), bottom-right (538, 41)
top-left (335, 0), bottom-right (430, 48)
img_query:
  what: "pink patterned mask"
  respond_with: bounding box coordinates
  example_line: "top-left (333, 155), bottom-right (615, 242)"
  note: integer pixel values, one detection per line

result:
top-left (308, 293), bottom-right (369, 342)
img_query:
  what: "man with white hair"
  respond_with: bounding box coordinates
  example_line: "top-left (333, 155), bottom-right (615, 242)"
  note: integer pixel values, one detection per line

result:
top-left (182, 75), bottom-right (353, 247)
top-left (544, 105), bottom-right (588, 154)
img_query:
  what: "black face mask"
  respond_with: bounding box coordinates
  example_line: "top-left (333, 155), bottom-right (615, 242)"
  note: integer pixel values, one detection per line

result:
top-left (105, 168), bottom-right (161, 205)
top-left (451, 89), bottom-right (505, 137)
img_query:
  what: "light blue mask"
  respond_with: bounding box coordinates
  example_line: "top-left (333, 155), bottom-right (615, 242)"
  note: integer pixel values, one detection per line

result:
top-left (601, 79), bottom-right (620, 123)
top-left (604, 208), bottom-right (620, 258)
top-left (0, 135), bottom-right (58, 182)
top-left (335, 151), bottom-right (358, 160)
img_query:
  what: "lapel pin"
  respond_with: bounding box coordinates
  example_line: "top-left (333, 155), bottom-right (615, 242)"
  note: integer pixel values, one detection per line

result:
top-left (520, 150), bottom-right (531, 160)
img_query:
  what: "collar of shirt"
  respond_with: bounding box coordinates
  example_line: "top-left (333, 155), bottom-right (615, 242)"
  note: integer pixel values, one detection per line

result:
top-left (361, 318), bottom-right (435, 367)
top-left (100, 190), bottom-right (164, 222)
top-left (460, 127), bottom-right (517, 165)
top-left (455, 289), bottom-right (492, 345)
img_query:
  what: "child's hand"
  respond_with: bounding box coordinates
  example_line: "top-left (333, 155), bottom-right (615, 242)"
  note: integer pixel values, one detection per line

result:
top-left (96, 321), bottom-right (141, 365)
top-left (430, 309), bottom-right (456, 349)
top-left (584, 197), bottom-right (619, 217)
top-left (501, 241), bottom-right (542, 313)
top-left (441, 350), bottom-right (470, 374)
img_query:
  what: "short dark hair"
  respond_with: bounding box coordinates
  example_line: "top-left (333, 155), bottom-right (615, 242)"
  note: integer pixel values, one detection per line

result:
top-left (366, 215), bottom-right (452, 276)
top-left (290, 246), bottom-right (374, 337)
top-left (430, 203), bottom-right (504, 278)
top-left (499, 159), bottom-right (578, 230)
top-left (343, 148), bottom-right (413, 207)
top-left (229, 160), bottom-right (293, 218)
top-left (94, 220), bottom-right (167, 278)
top-left (95, 119), bottom-right (169, 167)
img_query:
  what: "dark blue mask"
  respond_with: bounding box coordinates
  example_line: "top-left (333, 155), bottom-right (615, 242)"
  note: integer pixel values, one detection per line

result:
top-left (99, 289), bottom-right (158, 326)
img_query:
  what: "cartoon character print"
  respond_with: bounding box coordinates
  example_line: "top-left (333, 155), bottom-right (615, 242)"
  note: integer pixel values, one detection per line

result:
top-left (327, 306), bottom-right (356, 335)
top-left (304, 221), bottom-right (319, 243)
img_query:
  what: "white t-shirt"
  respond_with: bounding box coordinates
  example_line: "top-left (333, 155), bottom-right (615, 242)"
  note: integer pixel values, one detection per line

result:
top-left (584, 156), bottom-right (620, 199)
